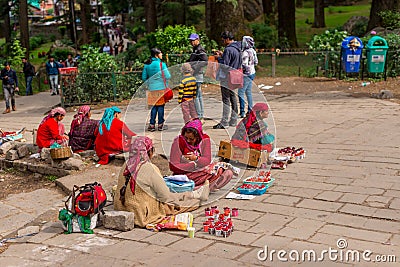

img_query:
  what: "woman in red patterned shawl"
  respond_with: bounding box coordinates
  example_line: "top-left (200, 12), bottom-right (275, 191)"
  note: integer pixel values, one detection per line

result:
top-left (169, 119), bottom-right (235, 191)
top-left (69, 105), bottom-right (99, 152)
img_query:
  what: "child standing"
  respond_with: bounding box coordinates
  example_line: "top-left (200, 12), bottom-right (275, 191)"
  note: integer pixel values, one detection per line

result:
top-left (178, 63), bottom-right (198, 123)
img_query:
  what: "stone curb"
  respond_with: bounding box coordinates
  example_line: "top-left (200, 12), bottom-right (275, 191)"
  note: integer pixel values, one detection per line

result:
top-left (0, 158), bottom-right (71, 177)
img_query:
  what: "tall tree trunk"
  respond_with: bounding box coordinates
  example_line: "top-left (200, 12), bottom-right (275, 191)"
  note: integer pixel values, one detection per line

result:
top-left (19, 0), bottom-right (29, 57)
top-left (205, 0), bottom-right (214, 31)
top-left (79, 0), bottom-right (93, 44)
top-left (313, 0), bottom-right (325, 28)
top-left (68, 0), bottom-right (77, 43)
top-left (143, 0), bottom-right (157, 32)
top-left (278, 0), bottom-right (298, 48)
top-left (208, 0), bottom-right (247, 45)
top-left (2, 3), bottom-right (12, 44)
top-left (367, 0), bottom-right (400, 31)
top-left (296, 0), bottom-right (303, 8)
top-left (262, 0), bottom-right (273, 15)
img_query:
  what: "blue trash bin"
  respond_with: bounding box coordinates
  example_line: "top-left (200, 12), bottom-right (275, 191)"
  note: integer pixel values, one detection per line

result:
top-left (341, 36), bottom-right (364, 73)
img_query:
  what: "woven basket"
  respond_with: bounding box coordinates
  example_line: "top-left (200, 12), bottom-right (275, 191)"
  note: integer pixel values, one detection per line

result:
top-left (50, 146), bottom-right (72, 159)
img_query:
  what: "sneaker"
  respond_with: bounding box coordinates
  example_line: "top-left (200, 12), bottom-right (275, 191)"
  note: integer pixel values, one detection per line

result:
top-left (12, 106), bottom-right (16, 111)
top-left (213, 123), bottom-right (227, 129)
top-left (240, 113), bottom-right (245, 118)
top-left (147, 124), bottom-right (156, 132)
top-left (158, 124), bottom-right (168, 131)
top-left (51, 93), bottom-right (56, 96)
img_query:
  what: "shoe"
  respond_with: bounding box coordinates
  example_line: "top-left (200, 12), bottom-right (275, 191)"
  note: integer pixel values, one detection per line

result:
top-left (158, 124), bottom-right (168, 131)
top-left (213, 123), bottom-right (227, 129)
top-left (240, 113), bottom-right (245, 118)
top-left (3, 108), bottom-right (10, 114)
top-left (12, 106), bottom-right (16, 111)
top-left (192, 180), bottom-right (209, 201)
top-left (147, 124), bottom-right (156, 132)
top-left (229, 121), bottom-right (237, 127)
top-left (51, 93), bottom-right (56, 96)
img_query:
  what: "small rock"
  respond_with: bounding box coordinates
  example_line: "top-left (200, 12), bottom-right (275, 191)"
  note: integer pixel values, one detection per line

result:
top-left (17, 226), bottom-right (40, 237)
top-left (103, 211), bottom-right (135, 231)
top-left (93, 154), bottom-right (99, 161)
top-left (72, 153), bottom-right (82, 160)
top-left (379, 90), bottom-right (393, 99)
top-left (26, 144), bottom-right (39, 154)
top-left (17, 145), bottom-right (30, 158)
top-left (53, 158), bottom-right (84, 170)
top-left (78, 150), bottom-right (96, 158)
top-left (33, 173), bottom-right (42, 178)
top-left (40, 148), bottom-right (52, 163)
top-left (0, 141), bottom-right (16, 154)
top-left (5, 149), bottom-right (19, 160)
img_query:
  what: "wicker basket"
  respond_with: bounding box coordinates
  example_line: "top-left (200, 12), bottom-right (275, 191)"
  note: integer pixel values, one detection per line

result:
top-left (50, 146), bottom-right (72, 159)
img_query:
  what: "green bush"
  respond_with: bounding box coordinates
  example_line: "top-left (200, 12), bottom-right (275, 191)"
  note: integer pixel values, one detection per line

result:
top-left (53, 49), bottom-right (71, 62)
top-left (58, 26), bottom-right (67, 38)
top-left (379, 11), bottom-right (400, 30)
top-left (154, 24), bottom-right (196, 54)
top-left (250, 23), bottom-right (278, 49)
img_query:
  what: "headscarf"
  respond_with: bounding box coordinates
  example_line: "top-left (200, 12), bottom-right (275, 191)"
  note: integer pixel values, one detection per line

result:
top-left (122, 136), bottom-right (153, 195)
top-left (242, 102), bottom-right (269, 142)
top-left (98, 106), bottom-right (121, 135)
top-left (242, 36), bottom-right (255, 50)
top-left (179, 119), bottom-right (205, 152)
top-left (40, 107), bottom-right (66, 126)
top-left (70, 105), bottom-right (91, 135)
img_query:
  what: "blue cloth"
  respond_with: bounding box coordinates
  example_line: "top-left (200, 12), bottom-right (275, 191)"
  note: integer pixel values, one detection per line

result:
top-left (238, 73), bottom-right (255, 116)
top-left (98, 106), bottom-right (121, 135)
top-left (26, 76), bottom-right (33, 95)
top-left (142, 57), bottom-right (171, 91)
top-left (1, 68), bottom-right (18, 86)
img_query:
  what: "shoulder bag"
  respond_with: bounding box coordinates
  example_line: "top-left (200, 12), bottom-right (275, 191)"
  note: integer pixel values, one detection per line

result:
top-left (160, 62), bottom-right (173, 102)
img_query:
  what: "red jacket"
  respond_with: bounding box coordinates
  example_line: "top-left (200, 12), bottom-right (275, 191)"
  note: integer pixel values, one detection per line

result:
top-left (169, 135), bottom-right (212, 174)
top-left (36, 118), bottom-right (64, 149)
top-left (94, 119), bottom-right (136, 164)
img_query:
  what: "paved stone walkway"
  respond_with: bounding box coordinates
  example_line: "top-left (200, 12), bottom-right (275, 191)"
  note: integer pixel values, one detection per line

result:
top-left (0, 88), bottom-right (399, 266)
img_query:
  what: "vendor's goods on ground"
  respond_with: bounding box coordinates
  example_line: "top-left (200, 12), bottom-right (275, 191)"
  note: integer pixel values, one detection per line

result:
top-left (218, 140), bottom-right (269, 168)
top-left (237, 170), bottom-right (275, 195)
top-left (146, 212), bottom-right (194, 232)
top-left (163, 175), bottom-right (195, 193)
top-left (203, 206), bottom-right (237, 238)
top-left (270, 146), bottom-right (306, 169)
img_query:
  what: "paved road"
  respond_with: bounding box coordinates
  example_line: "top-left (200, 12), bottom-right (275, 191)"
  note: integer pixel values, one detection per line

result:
top-left (0, 86), bottom-right (399, 266)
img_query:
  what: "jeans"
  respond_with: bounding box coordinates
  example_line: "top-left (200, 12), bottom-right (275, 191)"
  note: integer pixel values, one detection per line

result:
top-left (49, 74), bottom-right (59, 94)
top-left (3, 85), bottom-right (15, 109)
top-left (220, 86), bottom-right (238, 126)
top-left (26, 76), bottom-right (33, 95)
top-left (194, 82), bottom-right (204, 118)
top-left (150, 105), bottom-right (165, 125)
top-left (238, 73), bottom-right (255, 116)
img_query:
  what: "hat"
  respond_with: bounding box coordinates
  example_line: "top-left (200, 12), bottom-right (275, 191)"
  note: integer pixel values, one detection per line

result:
top-left (188, 33), bottom-right (199, 41)
top-left (182, 63), bottom-right (193, 74)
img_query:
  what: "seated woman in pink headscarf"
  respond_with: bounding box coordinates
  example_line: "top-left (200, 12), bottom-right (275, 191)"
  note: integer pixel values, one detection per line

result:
top-left (68, 105), bottom-right (99, 152)
top-left (231, 102), bottom-right (275, 151)
top-left (36, 107), bottom-right (69, 149)
top-left (169, 119), bottom-right (235, 191)
top-left (114, 136), bottom-right (209, 228)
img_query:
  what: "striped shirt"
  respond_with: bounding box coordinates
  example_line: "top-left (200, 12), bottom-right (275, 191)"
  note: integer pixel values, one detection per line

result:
top-left (178, 75), bottom-right (197, 103)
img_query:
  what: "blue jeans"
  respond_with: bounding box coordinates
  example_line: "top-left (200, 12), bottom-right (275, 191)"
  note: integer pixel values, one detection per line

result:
top-left (150, 105), bottom-right (165, 125)
top-left (26, 76), bottom-right (33, 95)
top-left (49, 74), bottom-right (59, 94)
top-left (238, 73), bottom-right (255, 116)
top-left (194, 82), bottom-right (204, 119)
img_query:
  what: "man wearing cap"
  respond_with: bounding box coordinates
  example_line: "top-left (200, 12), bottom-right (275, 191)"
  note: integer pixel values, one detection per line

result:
top-left (188, 33), bottom-right (208, 122)
top-left (0, 62), bottom-right (19, 114)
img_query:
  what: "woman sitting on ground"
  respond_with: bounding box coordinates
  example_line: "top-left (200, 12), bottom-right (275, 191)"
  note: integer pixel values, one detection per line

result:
top-left (114, 136), bottom-right (209, 228)
top-left (69, 105), bottom-right (99, 152)
top-left (94, 106), bottom-right (136, 165)
top-left (231, 102), bottom-right (275, 151)
top-left (36, 107), bottom-right (69, 149)
top-left (169, 119), bottom-right (236, 191)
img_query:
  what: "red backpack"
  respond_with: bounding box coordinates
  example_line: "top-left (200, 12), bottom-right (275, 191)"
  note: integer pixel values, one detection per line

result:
top-left (66, 182), bottom-right (107, 217)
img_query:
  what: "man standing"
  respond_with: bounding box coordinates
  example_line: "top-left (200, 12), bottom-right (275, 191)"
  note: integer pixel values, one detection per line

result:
top-left (46, 55), bottom-right (63, 95)
top-left (0, 62), bottom-right (19, 114)
top-left (65, 53), bottom-right (77, 67)
top-left (22, 57), bottom-right (35, 96)
top-left (213, 31), bottom-right (242, 129)
top-left (188, 33), bottom-right (208, 122)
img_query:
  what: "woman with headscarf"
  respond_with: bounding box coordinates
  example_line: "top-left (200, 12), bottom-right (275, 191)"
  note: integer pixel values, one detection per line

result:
top-left (94, 106), bottom-right (136, 165)
top-left (231, 102), bottom-right (275, 151)
top-left (238, 36), bottom-right (258, 118)
top-left (68, 105), bottom-right (99, 152)
top-left (169, 119), bottom-right (236, 191)
top-left (114, 136), bottom-right (209, 228)
top-left (36, 107), bottom-right (69, 149)
top-left (142, 48), bottom-right (171, 132)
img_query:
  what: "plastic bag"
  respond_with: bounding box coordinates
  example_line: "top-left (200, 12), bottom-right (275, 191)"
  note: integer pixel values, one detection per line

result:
top-left (146, 212), bottom-right (193, 232)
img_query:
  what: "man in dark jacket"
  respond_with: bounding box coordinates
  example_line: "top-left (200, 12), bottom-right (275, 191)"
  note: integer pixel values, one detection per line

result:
top-left (0, 62), bottom-right (19, 114)
top-left (213, 31), bottom-right (242, 129)
top-left (188, 33), bottom-right (208, 121)
top-left (22, 57), bottom-right (35, 95)
top-left (46, 55), bottom-right (63, 95)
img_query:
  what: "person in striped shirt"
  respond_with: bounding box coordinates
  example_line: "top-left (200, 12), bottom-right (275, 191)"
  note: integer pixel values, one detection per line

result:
top-left (178, 63), bottom-right (198, 123)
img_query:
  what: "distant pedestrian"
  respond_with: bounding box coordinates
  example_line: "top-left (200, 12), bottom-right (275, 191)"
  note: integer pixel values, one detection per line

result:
top-left (102, 43), bottom-right (111, 55)
top-left (22, 57), bottom-right (35, 96)
top-left (238, 36), bottom-right (258, 118)
top-left (187, 33), bottom-right (208, 122)
top-left (0, 62), bottom-right (19, 114)
top-left (65, 53), bottom-right (77, 67)
top-left (178, 63), bottom-right (198, 123)
top-left (46, 55), bottom-right (63, 95)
